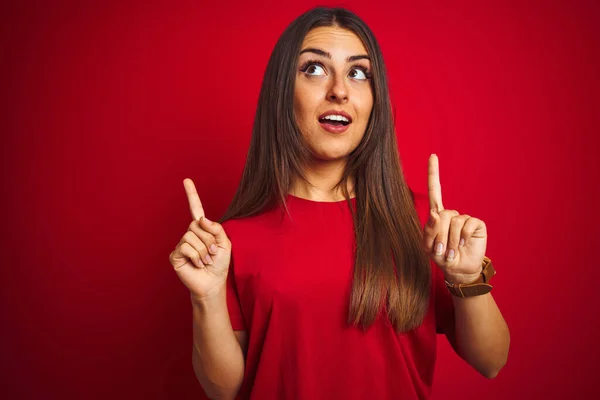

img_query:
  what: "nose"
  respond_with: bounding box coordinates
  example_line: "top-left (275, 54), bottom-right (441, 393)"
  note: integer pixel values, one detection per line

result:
top-left (327, 74), bottom-right (348, 103)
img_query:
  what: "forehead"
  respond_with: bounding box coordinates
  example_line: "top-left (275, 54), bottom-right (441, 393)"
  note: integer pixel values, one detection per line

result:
top-left (300, 26), bottom-right (368, 55)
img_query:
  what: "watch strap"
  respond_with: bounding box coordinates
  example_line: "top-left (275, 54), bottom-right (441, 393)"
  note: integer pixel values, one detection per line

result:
top-left (445, 256), bottom-right (496, 298)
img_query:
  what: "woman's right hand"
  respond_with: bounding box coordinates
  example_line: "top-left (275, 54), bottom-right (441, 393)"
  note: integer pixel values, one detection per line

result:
top-left (169, 178), bottom-right (232, 300)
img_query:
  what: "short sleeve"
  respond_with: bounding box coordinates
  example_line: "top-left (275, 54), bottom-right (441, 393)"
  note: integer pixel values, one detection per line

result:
top-left (433, 261), bottom-right (455, 334)
top-left (226, 257), bottom-right (246, 331)
top-left (410, 189), bottom-right (455, 335)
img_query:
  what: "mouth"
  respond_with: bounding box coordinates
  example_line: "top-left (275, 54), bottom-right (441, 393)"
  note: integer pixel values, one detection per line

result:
top-left (318, 110), bottom-right (353, 133)
top-left (318, 119), bottom-right (351, 134)
top-left (318, 117), bottom-right (351, 127)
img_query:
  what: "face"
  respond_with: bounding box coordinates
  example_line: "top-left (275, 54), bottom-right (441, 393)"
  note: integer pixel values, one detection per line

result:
top-left (294, 26), bottom-right (374, 162)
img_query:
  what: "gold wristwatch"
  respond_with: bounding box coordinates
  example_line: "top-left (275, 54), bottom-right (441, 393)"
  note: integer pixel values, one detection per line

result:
top-left (445, 256), bottom-right (496, 298)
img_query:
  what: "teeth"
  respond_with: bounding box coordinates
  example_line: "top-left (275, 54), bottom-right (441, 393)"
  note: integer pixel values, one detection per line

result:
top-left (323, 115), bottom-right (349, 123)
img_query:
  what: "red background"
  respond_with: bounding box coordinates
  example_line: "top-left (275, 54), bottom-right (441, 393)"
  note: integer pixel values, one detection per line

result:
top-left (2, 0), bottom-right (599, 398)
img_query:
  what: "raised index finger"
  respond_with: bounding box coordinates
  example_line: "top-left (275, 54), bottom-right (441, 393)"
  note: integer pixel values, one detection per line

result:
top-left (183, 178), bottom-right (205, 221)
top-left (428, 154), bottom-right (444, 212)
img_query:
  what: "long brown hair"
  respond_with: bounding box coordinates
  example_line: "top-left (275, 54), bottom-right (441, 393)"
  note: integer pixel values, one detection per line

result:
top-left (220, 7), bottom-right (430, 332)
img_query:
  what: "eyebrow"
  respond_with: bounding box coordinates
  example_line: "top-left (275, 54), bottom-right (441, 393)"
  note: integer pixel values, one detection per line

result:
top-left (299, 47), bottom-right (370, 62)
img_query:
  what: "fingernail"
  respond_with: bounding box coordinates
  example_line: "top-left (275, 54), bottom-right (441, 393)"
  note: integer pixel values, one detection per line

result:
top-left (459, 238), bottom-right (465, 247)
top-left (209, 244), bottom-right (218, 254)
top-left (204, 255), bottom-right (213, 265)
top-left (447, 249), bottom-right (455, 261)
top-left (203, 217), bottom-right (212, 224)
top-left (435, 243), bottom-right (444, 256)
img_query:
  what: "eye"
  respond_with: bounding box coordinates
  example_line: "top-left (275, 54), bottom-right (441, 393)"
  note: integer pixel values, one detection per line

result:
top-left (302, 62), bottom-right (326, 76)
top-left (349, 67), bottom-right (369, 80)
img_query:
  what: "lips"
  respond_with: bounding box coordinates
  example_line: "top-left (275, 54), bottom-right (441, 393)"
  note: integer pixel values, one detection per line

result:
top-left (318, 110), bottom-right (353, 134)
top-left (319, 120), bottom-right (350, 133)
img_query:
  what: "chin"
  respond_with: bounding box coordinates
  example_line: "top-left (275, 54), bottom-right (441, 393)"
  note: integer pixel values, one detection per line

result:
top-left (304, 136), bottom-right (359, 162)
top-left (311, 150), bottom-right (352, 162)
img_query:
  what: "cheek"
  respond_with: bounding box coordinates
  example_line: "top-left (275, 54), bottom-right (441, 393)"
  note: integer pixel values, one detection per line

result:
top-left (360, 90), bottom-right (374, 116)
top-left (296, 81), bottom-right (323, 109)
top-left (294, 90), bottom-right (307, 115)
top-left (354, 95), bottom-right (373, 138)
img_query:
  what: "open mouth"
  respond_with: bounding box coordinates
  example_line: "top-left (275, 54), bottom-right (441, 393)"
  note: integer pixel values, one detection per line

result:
top-left (319, 115), bottom-right (352, 126)
top-left (317, 111), bottom-right (353, 133)
top-left (318, 114), bottom-right (352, 133)
top-left (318, 117), bottom-right (351, 126)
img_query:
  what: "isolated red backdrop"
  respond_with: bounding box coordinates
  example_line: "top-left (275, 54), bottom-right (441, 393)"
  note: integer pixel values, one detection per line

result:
top-left (2, 0), bottom-right (599, 399)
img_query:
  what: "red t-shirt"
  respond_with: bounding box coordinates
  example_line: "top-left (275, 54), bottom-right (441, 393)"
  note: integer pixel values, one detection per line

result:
top-left (219, 191), bottom-right (454, 399)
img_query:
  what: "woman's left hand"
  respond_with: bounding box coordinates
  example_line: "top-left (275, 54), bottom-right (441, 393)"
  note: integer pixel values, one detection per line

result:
top-left (422, 154), bottom-right (488, 284)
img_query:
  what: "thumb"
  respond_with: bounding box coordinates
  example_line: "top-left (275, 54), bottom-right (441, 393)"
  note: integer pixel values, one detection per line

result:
top-left (199, 217), bottom-right (231, 249)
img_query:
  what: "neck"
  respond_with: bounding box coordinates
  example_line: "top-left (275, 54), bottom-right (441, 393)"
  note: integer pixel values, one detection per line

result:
top-left (289, 159), bottom-right (354, 202)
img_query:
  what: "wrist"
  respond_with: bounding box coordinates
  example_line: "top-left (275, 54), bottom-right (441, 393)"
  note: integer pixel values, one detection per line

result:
top-left (444, 268), bottom-right (483, 285)
top-left (190, 284), bottom-right (227, 310)
top-left (445, 256), bottom-right (496, 298)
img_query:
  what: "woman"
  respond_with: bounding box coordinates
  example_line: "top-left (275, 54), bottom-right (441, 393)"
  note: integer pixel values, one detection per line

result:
top-left (169, 7), bottom-right (509, 400)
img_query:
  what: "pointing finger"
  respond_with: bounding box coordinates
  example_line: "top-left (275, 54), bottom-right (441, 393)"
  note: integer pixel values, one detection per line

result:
top-left (183, 178), bottom-right (205, 221)
top-left (428, 154), bottom-right (444, 213)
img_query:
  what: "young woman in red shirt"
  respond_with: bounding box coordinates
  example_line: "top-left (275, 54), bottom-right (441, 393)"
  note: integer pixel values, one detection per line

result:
top-left (169, 6), bottom-right (510, 400)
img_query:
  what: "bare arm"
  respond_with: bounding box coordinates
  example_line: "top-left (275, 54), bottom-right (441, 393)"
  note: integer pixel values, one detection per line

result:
top-left (424, 155), bottom-right (510, 378)
top-left (191, 287), bottom-right (247, 400)
top-left (443, 292), bottom-right (510, 378)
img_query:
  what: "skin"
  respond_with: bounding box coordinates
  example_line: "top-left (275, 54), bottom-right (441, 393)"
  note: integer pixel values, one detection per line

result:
top-left (172, 179), bottom-right (244, 400)
top-left (425, 153), bottom-right (487, 283)
top-left (425, 154), bottom-right (510, 378)
top-left (291, 26), bottom-right (373, 201)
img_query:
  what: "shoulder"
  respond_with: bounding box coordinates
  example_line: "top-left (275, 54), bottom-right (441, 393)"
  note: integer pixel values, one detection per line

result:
top-left (221, 208), bottom-right (281, 246)
top-left (221, 217), bottom-right (258, 241)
